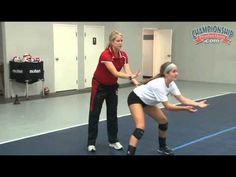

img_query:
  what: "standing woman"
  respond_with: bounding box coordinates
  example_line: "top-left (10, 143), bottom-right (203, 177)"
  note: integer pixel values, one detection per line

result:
top-left (126, 62), bottom-right (209, 155)
top-left (87, 31), bottom-right (140, 152)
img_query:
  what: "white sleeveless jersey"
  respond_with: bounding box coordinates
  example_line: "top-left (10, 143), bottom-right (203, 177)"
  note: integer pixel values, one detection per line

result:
top-left (133, 77), bottom-right (181, 106)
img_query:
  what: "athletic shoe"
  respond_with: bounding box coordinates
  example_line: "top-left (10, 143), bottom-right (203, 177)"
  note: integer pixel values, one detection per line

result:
top-left (109, 142), bottom-right (123, 150)
top-left (158, 146), bottom-right (174, 155)
top-left (88, 145), bottom-right (96, 152)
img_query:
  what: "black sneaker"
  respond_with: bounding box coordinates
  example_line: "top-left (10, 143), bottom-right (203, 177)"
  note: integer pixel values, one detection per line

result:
top-left (158, 146), bottom-right (174, 156)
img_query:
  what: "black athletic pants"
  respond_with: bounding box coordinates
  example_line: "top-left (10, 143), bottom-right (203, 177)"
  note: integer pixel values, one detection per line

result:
top-left (87, 78), bottom-right (119, 146)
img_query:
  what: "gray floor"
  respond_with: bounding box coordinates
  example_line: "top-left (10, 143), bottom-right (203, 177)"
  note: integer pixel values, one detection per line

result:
top-left (0, 80), bottom-right (235, 145)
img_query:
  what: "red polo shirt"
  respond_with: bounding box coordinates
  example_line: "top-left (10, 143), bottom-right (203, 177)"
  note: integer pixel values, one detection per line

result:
top-left (93, 47), bottom-right (128, 85)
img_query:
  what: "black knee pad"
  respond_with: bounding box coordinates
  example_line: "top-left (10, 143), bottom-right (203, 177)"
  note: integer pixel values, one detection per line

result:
top-left (159, 123), bottom-right (168, 131)
top-left (132, 128), bottom-right (144, 140)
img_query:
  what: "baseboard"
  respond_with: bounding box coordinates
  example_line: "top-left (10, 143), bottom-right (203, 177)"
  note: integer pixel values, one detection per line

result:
top-left (143, 75), bottom-right (153, 79)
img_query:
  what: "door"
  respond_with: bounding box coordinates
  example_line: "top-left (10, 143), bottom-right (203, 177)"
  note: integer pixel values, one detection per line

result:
top-left (84, 25), bottom-right (105, 88)
top-left (53, 24), bottom-right (78, 92)
top-left (142, 29), bottom-right (155, 78)
top-left (153, 29), bottom-right (172, 76)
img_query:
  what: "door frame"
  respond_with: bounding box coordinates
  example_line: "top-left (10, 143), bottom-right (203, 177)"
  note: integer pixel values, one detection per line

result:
top-left (142, 28), bottom-right (157, 78)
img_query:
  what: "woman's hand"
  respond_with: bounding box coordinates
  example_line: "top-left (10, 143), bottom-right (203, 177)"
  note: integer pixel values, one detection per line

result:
top-left (131, 69), bottom-right (141, 79)
top-left (131, 79), bottom-right (141, 87)
top-left (186, 106), bottom-right (198, 112)
top-left (197, 100), bottom-right (209, 108)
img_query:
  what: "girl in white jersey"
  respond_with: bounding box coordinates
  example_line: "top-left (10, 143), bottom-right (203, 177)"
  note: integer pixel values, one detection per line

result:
top-left (126, 62), bottom-right (209, 155)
